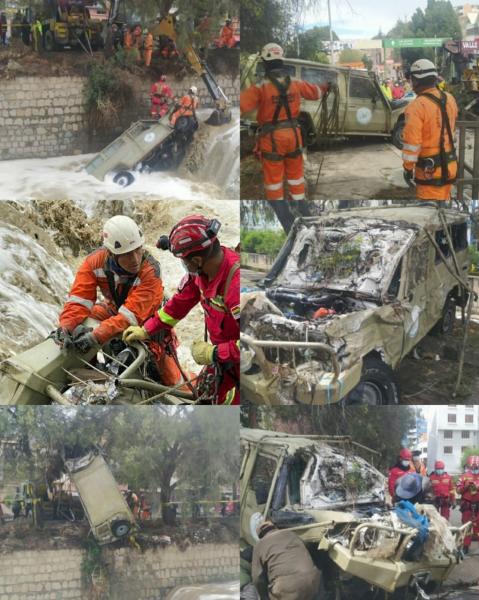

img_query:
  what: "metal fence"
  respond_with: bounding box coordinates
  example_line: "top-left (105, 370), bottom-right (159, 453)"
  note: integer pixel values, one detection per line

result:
top-left (456, 119), bottom-right (479, 201)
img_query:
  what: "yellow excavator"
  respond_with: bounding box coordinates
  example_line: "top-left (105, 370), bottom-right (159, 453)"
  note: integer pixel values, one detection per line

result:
top-left (105, 3), bottom-right (231, 125)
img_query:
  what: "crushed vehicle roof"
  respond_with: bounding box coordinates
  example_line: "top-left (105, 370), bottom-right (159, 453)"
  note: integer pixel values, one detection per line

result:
top-left (320, 205), bottom-right (467, 227)
top-left (242, 428), bottom-right (358, 454)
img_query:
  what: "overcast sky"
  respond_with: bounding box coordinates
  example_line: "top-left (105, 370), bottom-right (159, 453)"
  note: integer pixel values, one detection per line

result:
top-left (303, 0), bottom-right (463, 39)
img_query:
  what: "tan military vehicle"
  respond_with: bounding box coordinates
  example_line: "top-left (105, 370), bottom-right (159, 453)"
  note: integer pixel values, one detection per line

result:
top-left (65, 452), bottom-right (135, 545)
top-left (241, 206), bottom-right (470, 405)
top-left (240, 428), bottom-right (470, 600)
top-left (165, 582), bottom-right (239, 600)
top-left (241, 54), bottom-right (411, 146)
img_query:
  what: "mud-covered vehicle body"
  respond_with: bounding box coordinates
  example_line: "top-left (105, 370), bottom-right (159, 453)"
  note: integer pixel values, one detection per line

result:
top-left (65, 451), bottom-right (135, 545)
top-left (241, 55), bottom-right (411, 145)
top-left (240, 428), bottom-right (470, 599)
top-left (166, 582), bottom-right (239, 600)
top-left (0, 318), bottom-right (196, 406)
top-left (85, 111), bottom-right (198, 187)
top-left (241, 206), bottom-right (469, 405)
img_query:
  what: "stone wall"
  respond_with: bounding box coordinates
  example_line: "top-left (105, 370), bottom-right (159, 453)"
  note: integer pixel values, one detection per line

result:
top-left (0, 72), bottom-right (239, 160)
top-left (0, 543), bottom-right (238, 600)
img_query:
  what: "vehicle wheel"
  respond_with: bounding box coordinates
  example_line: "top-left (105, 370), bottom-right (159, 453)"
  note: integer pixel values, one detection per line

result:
top-left (111, 519), bottom-right (131, 538)
top-left (391, 117), bottom-right (405, 150)
top-left (430, 296), bottom-right (455, 336)
top-left (345, 355), bottom-right (399, 405)
top-left (112, 170), bottom-right (135, 187)
top-left (44, 30), bottom-right (58, 52)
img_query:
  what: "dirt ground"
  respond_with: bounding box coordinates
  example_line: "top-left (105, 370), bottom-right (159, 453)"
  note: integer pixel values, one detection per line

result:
top-left (0, 516), bottom-right (239, 552)
top-left (240, 138), bottom-right (417, 201)
top-left (0, 40), bottom-right (238, 80)
top-left (397, 319), bottom-right (479, 403)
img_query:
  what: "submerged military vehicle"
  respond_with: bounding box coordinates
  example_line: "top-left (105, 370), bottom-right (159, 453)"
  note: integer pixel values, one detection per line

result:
top-left (240, 428), bottom-right (470, 600)
top-left (241, 206), bottom-right (470, 405)
top-left (0, 318), bottom-right (197, 405)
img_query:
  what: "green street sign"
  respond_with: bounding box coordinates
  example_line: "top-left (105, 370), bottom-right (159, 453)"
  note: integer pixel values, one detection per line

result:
top-left (383, 38), bottom-right (447, 49)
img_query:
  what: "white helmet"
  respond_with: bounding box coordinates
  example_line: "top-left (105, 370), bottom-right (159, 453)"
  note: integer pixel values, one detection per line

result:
top-left (102, 215), bottom-right (144, 255)
top-left (261, 43), bottom-right (284, 62)
top-left (189, 85), bottom-right (198, 95)
top-left (410, 59), bottom-right (438, 79)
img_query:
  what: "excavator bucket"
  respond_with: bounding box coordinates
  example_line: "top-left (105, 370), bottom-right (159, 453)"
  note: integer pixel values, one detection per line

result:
top-left (205, 107), bottom-right (232, 126)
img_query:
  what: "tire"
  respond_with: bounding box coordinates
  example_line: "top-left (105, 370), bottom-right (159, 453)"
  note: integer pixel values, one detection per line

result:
top-left (391, 117), bottom-right (405, 150)
top-left (111, 519), bottom-right (131, 538)
top-left (112, 170), bottom-right (135, 188)
top-left (430, 296), bottom-right (455, 336)
top-left (345, 355), bottom-right (399, 405)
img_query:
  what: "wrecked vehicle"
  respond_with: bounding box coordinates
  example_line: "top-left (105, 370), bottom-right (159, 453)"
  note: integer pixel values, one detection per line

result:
top-left (0, 318), bottom-right (202, 406)
top-left (241, 206), bottom-right (470, 405)
top-left (240, 428), bottom-right (471, 600)
top-left (85, 111), bottom-right (198, 187)
top-left (65, 451), bottom-right (135, 545)
top-left (165, 582), bottom-right (240, 600)
top-left (241, 55), bottom-right (411, 146)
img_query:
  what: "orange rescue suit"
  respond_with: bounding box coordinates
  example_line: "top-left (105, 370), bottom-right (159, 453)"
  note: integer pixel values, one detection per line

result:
top-left (241, 75), bottom-right (325, 200)
top-left (144, 32), bottom-right (154, 67)
top-left (170, 94), bottom-right (199, 126)
top-left (59, 248), bottom-right (182, 386)
top-left (402, 86), bottom-right (458, 201)
top-left (219, 25), bottom-right (235, 48)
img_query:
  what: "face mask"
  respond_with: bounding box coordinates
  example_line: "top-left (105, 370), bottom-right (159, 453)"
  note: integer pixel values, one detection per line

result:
top-left (436, 470), bottom-right (444, 476)
top-left (472, 469), bottom-right (479, 475)
top-left (401, 460), bottom-right (410, 468)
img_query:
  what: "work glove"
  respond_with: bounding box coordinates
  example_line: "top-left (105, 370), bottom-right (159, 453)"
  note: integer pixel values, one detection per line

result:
top-left (191, 340), bottom-right (216, 365)
top-left (122, 326), bottom-right (150, 344)
top-left (72, 327), bottom-right (98, 354)
top-left (52, 327), bottom-right (74, 350)
top-left (403, 168), bottom-right (415, 187)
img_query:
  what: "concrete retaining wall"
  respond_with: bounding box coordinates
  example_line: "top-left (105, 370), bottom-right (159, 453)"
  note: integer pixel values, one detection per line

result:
top-left (0, 542), bottom-right (238, 600)
top-left (0, 72), bottom-right (239, 160)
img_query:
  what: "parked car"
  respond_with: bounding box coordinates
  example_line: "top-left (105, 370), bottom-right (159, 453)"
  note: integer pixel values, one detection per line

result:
top-left (241, 206), bottom-right (470, 405)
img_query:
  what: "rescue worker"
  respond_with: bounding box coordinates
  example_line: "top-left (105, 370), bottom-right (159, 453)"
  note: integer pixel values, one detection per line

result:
top-left (388, 448), bottom-right (415, 500)
top-left (218, 18), bottom-right (235, 48)
top-left (150, 75), bottom-right (173, 119)
top-left (430, 460), bottom-right (455, 520)
top-left (122, 215), bottom-right (240, 405)
top-left (31, 18), bottom-right (42, 53)
top-left (240, 43), bottom-right (329, 201)
top-left (123, 25), bottom-right (133, 54)
top-left (381, 80), bottom-right (392, 100)
top-left (252, 521), bottom-right (321, 600)
top-left (53, 215), bottom-right (182, 386)
top-left (402, 59), bottom-right (458, 201)
top-left (125, 489), bottom-right (140, 517)
top-left (143, 28), bottom-right (154, 67)
top-left (412, 452), bottom-right (427, 476)
top-left (170, 86), bottom-right (199, 129)
top-left (457, 455), bottom-right (479, 553)
top-left (111, 23), bottom-right (123, 51)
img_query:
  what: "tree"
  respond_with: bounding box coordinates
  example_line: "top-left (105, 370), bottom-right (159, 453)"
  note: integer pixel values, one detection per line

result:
top-left (286, 26), bottom-right (338, 62)
top-left (338, 48), bottom-right (364, 64)
top-left (362, 54), bottom-right (373, 71)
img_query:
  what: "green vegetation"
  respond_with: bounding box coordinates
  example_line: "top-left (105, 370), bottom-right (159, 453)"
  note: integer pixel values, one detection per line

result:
top-left (316, 242), bottom-right (361, 278)
top-left (461, 447), bottom-right (479, 468)
top-left (468, 244), bottom-right (479, 274)
top-left (81, 538), bottom-right (104, 586)
top-left (241, 229), bottom-right (287, 256)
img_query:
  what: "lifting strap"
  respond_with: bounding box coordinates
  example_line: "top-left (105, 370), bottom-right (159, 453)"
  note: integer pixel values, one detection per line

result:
top-left (263, 73), bottom-right (301, 158)
top-left (417, 90), bottom-right (456, 186)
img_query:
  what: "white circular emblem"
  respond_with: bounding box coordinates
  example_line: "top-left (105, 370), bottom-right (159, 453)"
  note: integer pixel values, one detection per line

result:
top-left (356, 107), bottom-right (372, 125)
top-left (144, 132), bottom-right (156, 143)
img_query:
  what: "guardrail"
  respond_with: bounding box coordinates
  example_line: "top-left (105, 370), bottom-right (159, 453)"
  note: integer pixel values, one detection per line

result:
top-left (456, 120), bottom-right (479, 201)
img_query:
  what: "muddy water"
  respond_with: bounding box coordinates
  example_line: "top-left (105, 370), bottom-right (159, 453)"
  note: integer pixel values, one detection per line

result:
top-left (0, 114), bottom-right (239, 202)
top-left (166, 581), bottom-right (239, 600)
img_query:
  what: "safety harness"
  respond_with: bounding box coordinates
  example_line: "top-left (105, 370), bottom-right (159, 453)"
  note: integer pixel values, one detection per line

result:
top-left (104, 258), bottom-right (143, 311)
top-left (415, 89), bottom-right (457, 187)
top-left (260, 74), bottom-right (302, 161)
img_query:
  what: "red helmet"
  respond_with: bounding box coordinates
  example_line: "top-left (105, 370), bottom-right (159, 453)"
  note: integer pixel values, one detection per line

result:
top-left (168, 215), bottom-right (221, 259)
top-left (399, 448), bottom-right (412, 460)
top-left (435, 460), bottom-right (445, 470)
top-left (467, 455), bottom-right (479, 468)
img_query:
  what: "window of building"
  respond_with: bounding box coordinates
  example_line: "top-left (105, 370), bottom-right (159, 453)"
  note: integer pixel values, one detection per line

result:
top-left (444, 430), bottom-right (453, 438)
top-left (462, 431), bottom-right (470, 439)
top-left (448, 414), bottom-right (457, 423)
top-left (444, 446), bottom-right (453, 454)
top-left (466, 414), bottom-right (474, 424)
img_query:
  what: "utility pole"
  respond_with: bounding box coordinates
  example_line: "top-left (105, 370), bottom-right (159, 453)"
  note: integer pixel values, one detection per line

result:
top-left (328, 0), bottom-right (335, 64)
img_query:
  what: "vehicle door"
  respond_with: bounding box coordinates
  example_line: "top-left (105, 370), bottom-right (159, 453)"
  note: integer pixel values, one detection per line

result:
top-left (298, 65), bottom-right (341, 138)
top-left (240, 442), bottom-right (282, 546)
top-left (344, 72), bottom-right (389, 134)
